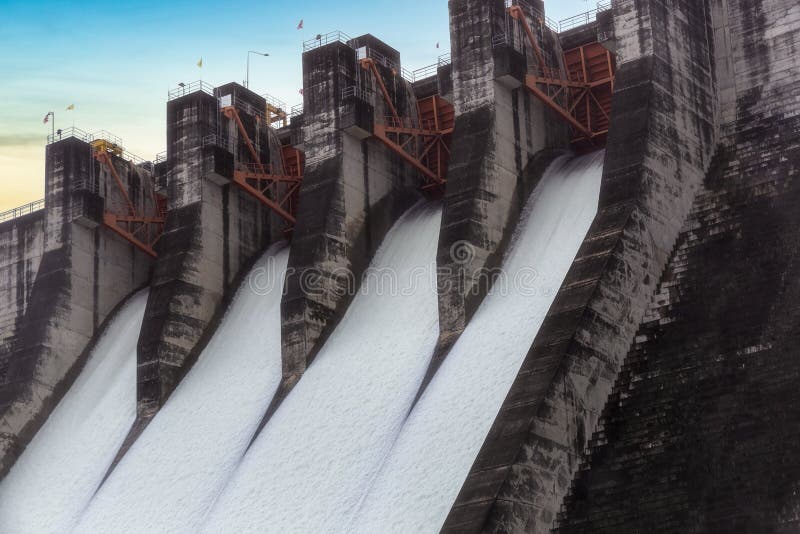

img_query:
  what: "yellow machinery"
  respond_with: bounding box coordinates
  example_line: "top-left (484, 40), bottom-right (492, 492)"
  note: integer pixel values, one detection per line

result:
top-left (90, 139), bottom-right (124, 156)
top-left (266, 103), bottom-right (288, 128)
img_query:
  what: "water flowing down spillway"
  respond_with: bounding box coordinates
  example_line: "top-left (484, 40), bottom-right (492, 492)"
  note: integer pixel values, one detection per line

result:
top-left (0, 290), bottom-right (148, 534)
top-left (4, 152), bottom-right (601, 533)
top-left (351, 151), bottom-right (604, 532)
top-left (73, 244), bottom-right (289, 534)
top-left (200, 203), bottom-right (442, 533)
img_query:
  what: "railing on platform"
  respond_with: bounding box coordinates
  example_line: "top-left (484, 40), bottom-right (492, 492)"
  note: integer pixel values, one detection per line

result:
top-left (168, 80), bottom-right (215, 101)
top-left (342, 86), bottom-right (372, 101)
top-left (493, 32), bottom-right (511, 48)
top-left (0, 199), bottom-right (45, 224)
top-left (47, 128), bottom-right (152, 169)
top-left (202, 133), bottom-right (235, 153)
top-left (364, 47), bottom-right (401, 73)
top-left (505, 0), bottom-right (611, 33)
top-left (557, 1), bottom-right (612, 32)
top-left (290, 104), bottom-right (304, 119)
top-left (303, 31), bottom-right (353, 52)
top-left (402, 53), bottom-right (452, 83)
top-left (304, 27), bottom-right (453, 85)
top-left (225, 95), bottom-right (266, 123)
top-left (47, 126), bottom-right (91, 145)
top-left (264, 93), bottom-right (288, 115)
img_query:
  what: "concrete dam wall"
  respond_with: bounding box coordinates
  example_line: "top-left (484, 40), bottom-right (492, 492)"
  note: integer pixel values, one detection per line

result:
top-left (0, 0), bottom-right (798, 532)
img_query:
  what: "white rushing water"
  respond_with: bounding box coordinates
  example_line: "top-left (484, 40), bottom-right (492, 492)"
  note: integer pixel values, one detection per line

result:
top-left (3, 152), bottom-right (602, 534)
top-left (350, 151), bottom-right (604, 532)
top-left (73, 244), bottom-right (289, 534)
top-left (200, 203), bottom-right (442, 534)
top-left (0, 290), bottom-right (148, 534)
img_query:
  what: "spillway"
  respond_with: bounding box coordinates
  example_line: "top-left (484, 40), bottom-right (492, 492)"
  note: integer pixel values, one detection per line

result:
top-left (3, 153), bottom-right (601, 533)
top-left (200, 203), bottom-right (442, 533)
top-left (0, 290), bottom-right (147, 534)
top-left (351, 151), bottom-right (604, 532)
top-left (73, 244), bottom-right (289, 534)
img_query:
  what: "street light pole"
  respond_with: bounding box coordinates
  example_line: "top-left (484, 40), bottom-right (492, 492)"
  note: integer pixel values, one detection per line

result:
top-left (246, 50), bottom-right (269, 89)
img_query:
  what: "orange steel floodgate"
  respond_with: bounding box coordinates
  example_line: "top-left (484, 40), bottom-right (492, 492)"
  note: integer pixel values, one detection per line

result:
top-left (93, 143), bottom-right (167, 258)
top-left (221, 106), bottom-right (304, 230)
top-left (508, 5), bottom-right (615, 148)
top-left (360, 58), bottom-right (455, 192)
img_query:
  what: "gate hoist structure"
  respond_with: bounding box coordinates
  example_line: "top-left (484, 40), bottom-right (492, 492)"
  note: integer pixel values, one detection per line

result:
top-left (360, 57), bottom-right (455, 192)
top-left (92, 140), bottom-right (167, 258)
top-left (221, 105), bottom-right (305, 229)
top-left (508, 5), bottom-right (615, 147)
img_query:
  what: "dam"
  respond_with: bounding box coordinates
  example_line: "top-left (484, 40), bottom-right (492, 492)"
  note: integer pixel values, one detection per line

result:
top-left (1, 0), bottom-right (799, 532)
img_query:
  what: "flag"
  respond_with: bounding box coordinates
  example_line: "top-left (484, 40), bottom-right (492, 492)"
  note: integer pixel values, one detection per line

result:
top-left (42, 113), bottom-right (50, 124)
top-left (66, 104), bottom-right (75, 111)
top-left (436, 41), bottom-right (440, 48)
top-left (297, 19), bottom-right (304, 30)
top-left (299, 88), bottom-right (304, 96)
top-left (197, 57), bottom-right (203, 68)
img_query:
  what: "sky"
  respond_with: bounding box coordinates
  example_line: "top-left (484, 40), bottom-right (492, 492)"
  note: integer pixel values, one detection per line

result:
top-left (0, 0), bottom-right (598, 211)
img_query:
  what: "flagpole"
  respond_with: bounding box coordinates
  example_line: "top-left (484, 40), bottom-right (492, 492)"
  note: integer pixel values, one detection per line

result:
top-left (51, 113), bottom-right (55, 141)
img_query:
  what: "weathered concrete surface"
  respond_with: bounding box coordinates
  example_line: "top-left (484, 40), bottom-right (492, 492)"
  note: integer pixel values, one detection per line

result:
top-left (554, 0), bottom-right (800, 531)
top-left (279, 36), bottom-right (422, 398)
top-left (137, 84), bottom-right (278, 415)
top-left (0, 136), bottom-right (155, 478)
top-left (433, 0), bottom-right (570, 370)
top-left (0, 212), bottom-right (44, 360)
top-left (442, 0), bottom-right (719, 531)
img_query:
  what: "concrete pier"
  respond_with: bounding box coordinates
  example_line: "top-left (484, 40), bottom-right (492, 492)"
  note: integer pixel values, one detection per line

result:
top-left (137, 83), bottom-right (280, 415)
top-left (0, 136), bottom-right (156, 477)
top-left (443, 0), bottom-right (719, 530)
top-left (434, 0), bottom-right (569, 366)
top-left (279, 34), bottom-right (422, 397)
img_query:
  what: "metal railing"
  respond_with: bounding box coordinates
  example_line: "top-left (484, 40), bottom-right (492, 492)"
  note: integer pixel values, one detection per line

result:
top-left (493, 32), bottom-right (509, 48)
top-left (46, 127), bottom-right (151, 168)
top-left (365, 47), bottom-right (401, 73)
top-left (505, 0), bottom-right (611, 33)
top-left (168, 80), bottom-right (215, 101)
top-left (406, 64), bottom-right (437, 82)
top-left (90, 130), bottom-right (151, 167)
top-left (231, 95), bottom-right (267, 122)
top-left (202, 133), bottom-right (235, 153)
top-left (0, 199), bottom-right (45, 224)
top-left (342, 86), bottom-right (372, 101)
top-left (290, 103), bottom-right (304, 118)
top-left (91, 130), bottom-right (124, 149)
top-left (47, 126), bottom-right (91, 145)
top-left (263, 92), bottom-right (288, 114)
top-left (303, 30), bottom-right (353, 52)
top-left (557, 1), bottom-right (612, 32)
top-left (402, 53), bottom-right (451, 83)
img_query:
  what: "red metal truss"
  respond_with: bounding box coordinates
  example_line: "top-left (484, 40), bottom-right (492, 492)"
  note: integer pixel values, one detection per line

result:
top-left (508, 5), bottom-right (615, 146)
top-left (221, 106), bottom-right (304, 227)
top-left (94, 148), bottom-right (166, 258)
top-left (360, 58), bottom-right (455, 191)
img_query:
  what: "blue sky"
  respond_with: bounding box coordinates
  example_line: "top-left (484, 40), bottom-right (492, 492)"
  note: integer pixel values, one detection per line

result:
top-left (0, 0), bottom-right (598, 210)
